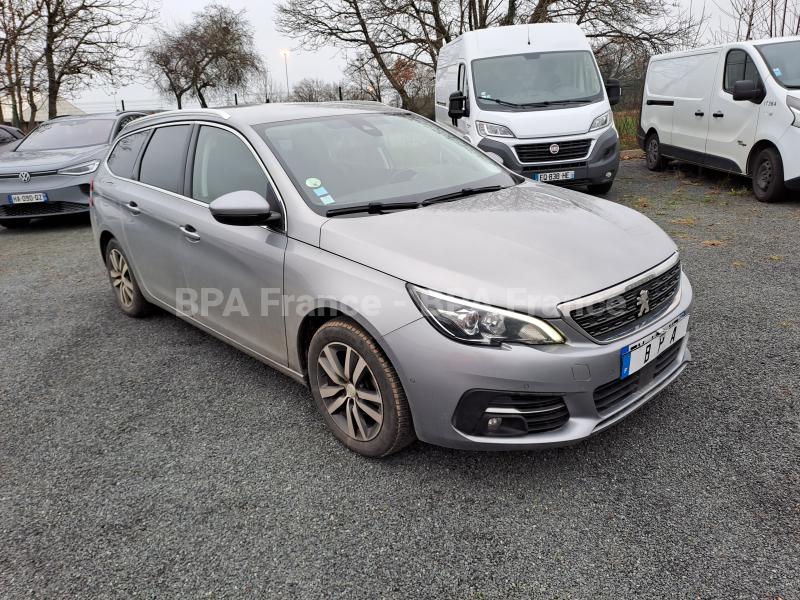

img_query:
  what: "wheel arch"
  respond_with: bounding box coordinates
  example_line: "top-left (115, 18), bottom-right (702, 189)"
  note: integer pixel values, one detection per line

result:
top-left (746, 139), bottom-right (781, 176)
top-left (99, 230), bottom-right (115, 259)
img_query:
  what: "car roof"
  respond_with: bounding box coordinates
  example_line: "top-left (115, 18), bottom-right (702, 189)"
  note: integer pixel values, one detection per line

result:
top-left (124, 102), bottom-right (406, 132)
top-left (45, 111), bottom-right (145, 123)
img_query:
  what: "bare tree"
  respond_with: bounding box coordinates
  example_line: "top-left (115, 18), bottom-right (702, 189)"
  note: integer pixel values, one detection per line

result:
top-left (291, 77), bottom-right (340, 102)
top-left (344, 52), bottom-right (391, 102)
top-left (147, 4), bottom-right (263, 109)
top-left (0, 0), bottom-right (45, 128)
top-left (714, 0), bottom-right (800, 39)
top-left (40, 0), bottom-right (154, 118)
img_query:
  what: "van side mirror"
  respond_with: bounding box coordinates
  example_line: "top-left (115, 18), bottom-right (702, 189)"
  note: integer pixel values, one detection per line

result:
top-left (732, 80), bottom-right (763, 103)
top-left (448, 92), bottom-right (467, 121)
top-left (209, 190), bottom-right (280, 226)
top-left (605, 79), bottom-right (622, 106)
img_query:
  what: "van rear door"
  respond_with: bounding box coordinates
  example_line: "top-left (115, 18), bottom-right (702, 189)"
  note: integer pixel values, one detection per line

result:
top-left (667, 51), bottom-right (720, 160)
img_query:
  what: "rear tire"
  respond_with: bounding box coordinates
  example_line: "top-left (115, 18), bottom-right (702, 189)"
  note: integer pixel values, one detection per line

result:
top-left (0, 218), bottom-right (31, 229)
top-left (104, 239), bottom-right (151, 318)
top-left (587, 181), bottom-right (614, 195)
top-left (645, 133), bottom-right (668, 171)
top-left (308, 318), bottom-right (415, 457)
top-left (751, 147), bottom-right (787, 203)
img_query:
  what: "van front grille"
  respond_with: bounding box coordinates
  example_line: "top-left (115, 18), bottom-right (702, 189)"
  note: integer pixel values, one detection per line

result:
top-left (515, 139), bottom-right (592, 163)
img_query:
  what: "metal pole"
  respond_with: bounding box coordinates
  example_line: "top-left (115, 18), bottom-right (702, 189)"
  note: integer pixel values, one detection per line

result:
top-left (121, 99), bottom-right (125, 111)
top-left (338, 86), bottom-right (343, 101)
top-left (234, 93), bottom-right (238, 106)
top-left (284, 54), bottom-right (290, 101)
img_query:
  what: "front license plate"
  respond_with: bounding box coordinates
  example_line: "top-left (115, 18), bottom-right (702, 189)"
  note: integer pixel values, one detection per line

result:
top-left (8, 192), bottom-right (47, 205)
top-left (620, 314), bottom-right (689, 379)
top-left (534, 171), bottom-right (575, 182)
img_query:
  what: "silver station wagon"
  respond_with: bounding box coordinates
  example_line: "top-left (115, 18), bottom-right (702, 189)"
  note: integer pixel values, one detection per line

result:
top-left (91, 103), bottom-right (692, 457)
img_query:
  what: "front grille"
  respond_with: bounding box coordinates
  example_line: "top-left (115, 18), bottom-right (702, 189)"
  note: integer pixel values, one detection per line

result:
top-left (0, 201), bottom-right (87, 217)
top-left (0, 170), bottom-right (58, 179)
top-left (515, 139), bottom-right (591, 163)
top-left (488, 394), bottom-right (570, 433)
top-left (570, 262), bottom-right (681, 341)
top-left (593, 341), bottom-right (684, 415)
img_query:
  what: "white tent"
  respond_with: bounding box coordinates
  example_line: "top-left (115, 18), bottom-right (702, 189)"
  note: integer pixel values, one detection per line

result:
top-left (0, 93), bottom-right (85, 124)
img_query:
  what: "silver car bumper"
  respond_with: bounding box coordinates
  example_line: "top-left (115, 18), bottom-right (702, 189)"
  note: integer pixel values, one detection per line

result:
top-left (382, 275), bottom-right (693, 450)
top-left (0, 172), bottom-right (92, 220)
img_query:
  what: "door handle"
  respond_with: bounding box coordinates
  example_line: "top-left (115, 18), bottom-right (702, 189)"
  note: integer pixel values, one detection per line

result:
top-left (179, 224), bottom-right (201, 242)
top-left (124, 201), bottom-right (140, 215)
top-left (694, 110), bottom-right (705, 117)
top-left (713, 111), bottom-right (724, 118)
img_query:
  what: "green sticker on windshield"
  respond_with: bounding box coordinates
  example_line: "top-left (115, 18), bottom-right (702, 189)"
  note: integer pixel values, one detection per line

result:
top-left (305, 177), bottom-right (322, 189)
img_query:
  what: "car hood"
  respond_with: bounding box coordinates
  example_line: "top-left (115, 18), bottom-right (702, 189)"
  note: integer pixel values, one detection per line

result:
top-left (477, 101), bottom-right (608, 138)
top-left (0, 145), bottom-right (105, 172)
top-left (319, 184), bottom-right (677, 317)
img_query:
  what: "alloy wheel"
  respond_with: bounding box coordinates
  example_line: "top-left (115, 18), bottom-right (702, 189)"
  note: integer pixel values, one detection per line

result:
top-left (316, 342), bottom-right (384, 442)
top-left (108, 248), bottom-right (134, 308)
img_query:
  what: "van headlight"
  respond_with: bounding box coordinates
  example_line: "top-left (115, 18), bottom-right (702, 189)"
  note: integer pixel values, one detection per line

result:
top-left (475, 121), bottom-right (515, 138)
top-left (58, 160), bottom-right (100, 176)
top-left (589, 111), bottom-right (612, 131)
top-left (408, 285), bottom-right (565, 346)
top-left (787, 96), bottom-right (800, 128)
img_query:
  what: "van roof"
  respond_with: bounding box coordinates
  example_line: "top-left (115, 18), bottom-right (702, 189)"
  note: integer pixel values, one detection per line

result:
top-left (441, 23), bottom-right (591, 64)
top-left (650, 34), bottom-right (800, 61)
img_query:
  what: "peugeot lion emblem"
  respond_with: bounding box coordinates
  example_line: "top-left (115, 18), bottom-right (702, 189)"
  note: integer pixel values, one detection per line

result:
top-left (18, 171), bottom-right (31, 183)
top-left (549, 144), bottom-right (560, 155)
top-left (637, 289), bottom-right (651, 317)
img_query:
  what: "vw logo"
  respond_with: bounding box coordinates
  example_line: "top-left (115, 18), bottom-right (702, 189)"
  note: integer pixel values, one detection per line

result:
top-left (18, 171), bottom-right (31, 183)
top-left (549, 144), bottom-right (560, 155)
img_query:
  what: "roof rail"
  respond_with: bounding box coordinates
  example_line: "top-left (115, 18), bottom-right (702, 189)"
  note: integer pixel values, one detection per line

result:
top-left (128, 107), bottom-right (232, 126)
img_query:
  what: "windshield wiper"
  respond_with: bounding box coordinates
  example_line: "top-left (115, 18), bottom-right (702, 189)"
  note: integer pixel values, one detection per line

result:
top-left (326, 201), bottom-right (420, 217)
top-left (421, 185), bottom-right (504, 206)
top-left (483, 98), bottom-right (524, 107)
top-left (521, 99), bottom-right (592, 107)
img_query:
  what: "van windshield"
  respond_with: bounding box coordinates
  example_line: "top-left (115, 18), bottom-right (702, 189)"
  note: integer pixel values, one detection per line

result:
top-left (757, 40), bottom-right (800, 88)
top-left (471, 51), bottom-right (603, 111)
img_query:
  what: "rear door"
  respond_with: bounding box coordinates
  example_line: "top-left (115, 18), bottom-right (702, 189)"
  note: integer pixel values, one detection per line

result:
top-left (705, 48), bottom-right (762, 173)
top-left (118, 124), bottom-right (193, 307)
top-left (177, 124), bottom-right (288, 366)
top-left (668, 50), bottom-right (720, 159)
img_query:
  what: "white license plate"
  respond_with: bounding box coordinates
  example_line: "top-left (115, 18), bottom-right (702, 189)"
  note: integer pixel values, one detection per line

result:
top-left (8, 192), bottom-right (47, 204)
top-left (620, 314), bottom-right (689, 379)
top-left (534, 171), bottom-right (575, 182)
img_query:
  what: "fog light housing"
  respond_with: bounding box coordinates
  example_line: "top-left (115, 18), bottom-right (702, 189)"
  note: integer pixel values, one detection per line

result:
top-left (486, 416), bottom-right (503, 432)
top-left (605, 171), bottom-right (613, 178)
top-left (482, 414), bottom-right (528, 436)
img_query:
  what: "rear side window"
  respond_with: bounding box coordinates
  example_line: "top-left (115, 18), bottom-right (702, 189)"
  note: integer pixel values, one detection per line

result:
top-left (0, 130), bottom-right (14, 143)
top-left (724, 50), bottom-right (761, 92)
top-left (139, 125), bottom-right (192, 194)
top-left (191, 126), bottom-right (269, 204)
top-left (107, 130), bottom-right (149, 179)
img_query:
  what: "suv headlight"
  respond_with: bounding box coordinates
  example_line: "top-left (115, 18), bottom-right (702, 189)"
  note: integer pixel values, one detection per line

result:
top-left (589, 111), bottom-right (612, 132)
top-left (408, 285), bottom-right (565, 346)
top-left (476, 121), bottom-right (515, 138)
top-left (58, 160), bottom-right (100, 176)
top-left (787, 96), bottom-right (800, 128)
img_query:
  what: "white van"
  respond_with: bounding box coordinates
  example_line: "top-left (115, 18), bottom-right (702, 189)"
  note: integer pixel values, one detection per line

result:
top-left (435, 23), bottom-right (622, 194)
top-left (640, 36), bottom-right (800, 203)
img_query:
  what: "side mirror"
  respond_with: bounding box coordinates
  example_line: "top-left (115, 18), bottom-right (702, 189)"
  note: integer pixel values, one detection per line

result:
top-left (605, 79), bottom-right (622, 106)
top-left (732, 79), bottom-right (763, 103)
top-left (448, 91), bottom-right (467, 120)
top-left (209, 190), bottom-right (280, 226)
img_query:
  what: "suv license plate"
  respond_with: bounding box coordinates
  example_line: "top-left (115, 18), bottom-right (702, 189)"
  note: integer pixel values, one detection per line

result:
top-left (8, 192), bottom-right (47, 204)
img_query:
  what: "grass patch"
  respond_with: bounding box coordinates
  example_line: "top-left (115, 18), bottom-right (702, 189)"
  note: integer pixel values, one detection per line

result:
top-left (614, 111), bottom-right (639, 151)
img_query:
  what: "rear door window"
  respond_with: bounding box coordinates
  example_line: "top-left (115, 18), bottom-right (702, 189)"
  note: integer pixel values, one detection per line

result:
top-left (190, 126), bottom-right (270, 204)
top-left (107, 130), bottom-right (149, 180)
top-left (139, 125), bottom-right (192, 195)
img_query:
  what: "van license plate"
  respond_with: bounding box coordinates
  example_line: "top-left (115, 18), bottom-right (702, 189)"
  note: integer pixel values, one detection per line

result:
top-left (8, 192), bottom-right (47, 204)
top-left (620, 314), bottom-right (689, 379)
top-left (534, 171), bottom-right (575, 182)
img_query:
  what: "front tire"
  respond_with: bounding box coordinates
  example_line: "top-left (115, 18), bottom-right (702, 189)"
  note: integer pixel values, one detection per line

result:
top-left (588, 181), bottom-right (614, 195)
top-left (0, 218), bottom-right (31, 229)
top-left (645, 133), bottom-right (667, 171)
top-left (308, 318), bottom-right (415, 457)
top-left (751, 147), bottom-right (786, 203)
top-left (104, 239), bottom-right (151, 318)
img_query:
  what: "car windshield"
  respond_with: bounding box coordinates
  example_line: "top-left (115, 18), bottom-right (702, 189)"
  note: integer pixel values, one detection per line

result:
top-left (256, 113), bottom-right (517, 213)
top-left (757, 40), bottom-right (800, 88)
top-left (471, 51), bottom-right (603, 110)
top-left (17, 118), bottom-right (115, 151)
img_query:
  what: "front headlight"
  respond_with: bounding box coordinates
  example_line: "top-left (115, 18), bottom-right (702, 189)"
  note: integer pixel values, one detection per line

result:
top-left (589, 111), bottom-right (612, 132)
top-left (787, 96), bottom-right (800, 128)
top-left (58, 160), bottom-right (100, 176)
top-left (476, 121), bottom-right (516, 138)
top-left (408, 285), bottom-right (565, 346)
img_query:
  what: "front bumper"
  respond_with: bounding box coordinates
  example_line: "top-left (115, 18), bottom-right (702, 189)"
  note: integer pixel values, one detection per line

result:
top-left (382, 274), bottom-right (693, 450)
top-left (0, 172), bottom-right (92, 220)
top-left (477, 126), bottom-right (620, 187)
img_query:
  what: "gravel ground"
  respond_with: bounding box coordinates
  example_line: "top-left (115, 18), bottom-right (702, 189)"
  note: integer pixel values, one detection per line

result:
top-left (1, 159), bottom-right (798, 599)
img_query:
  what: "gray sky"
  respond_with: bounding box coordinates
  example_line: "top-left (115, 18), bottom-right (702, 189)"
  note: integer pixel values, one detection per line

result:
top-left (74, 0), bottom-right (346, 112)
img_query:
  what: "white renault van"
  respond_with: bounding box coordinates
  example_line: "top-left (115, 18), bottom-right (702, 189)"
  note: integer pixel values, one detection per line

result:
top-left (436, 23), bottom-right (622, 194)
top-left (640, 36), bottom-right (800, 203)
